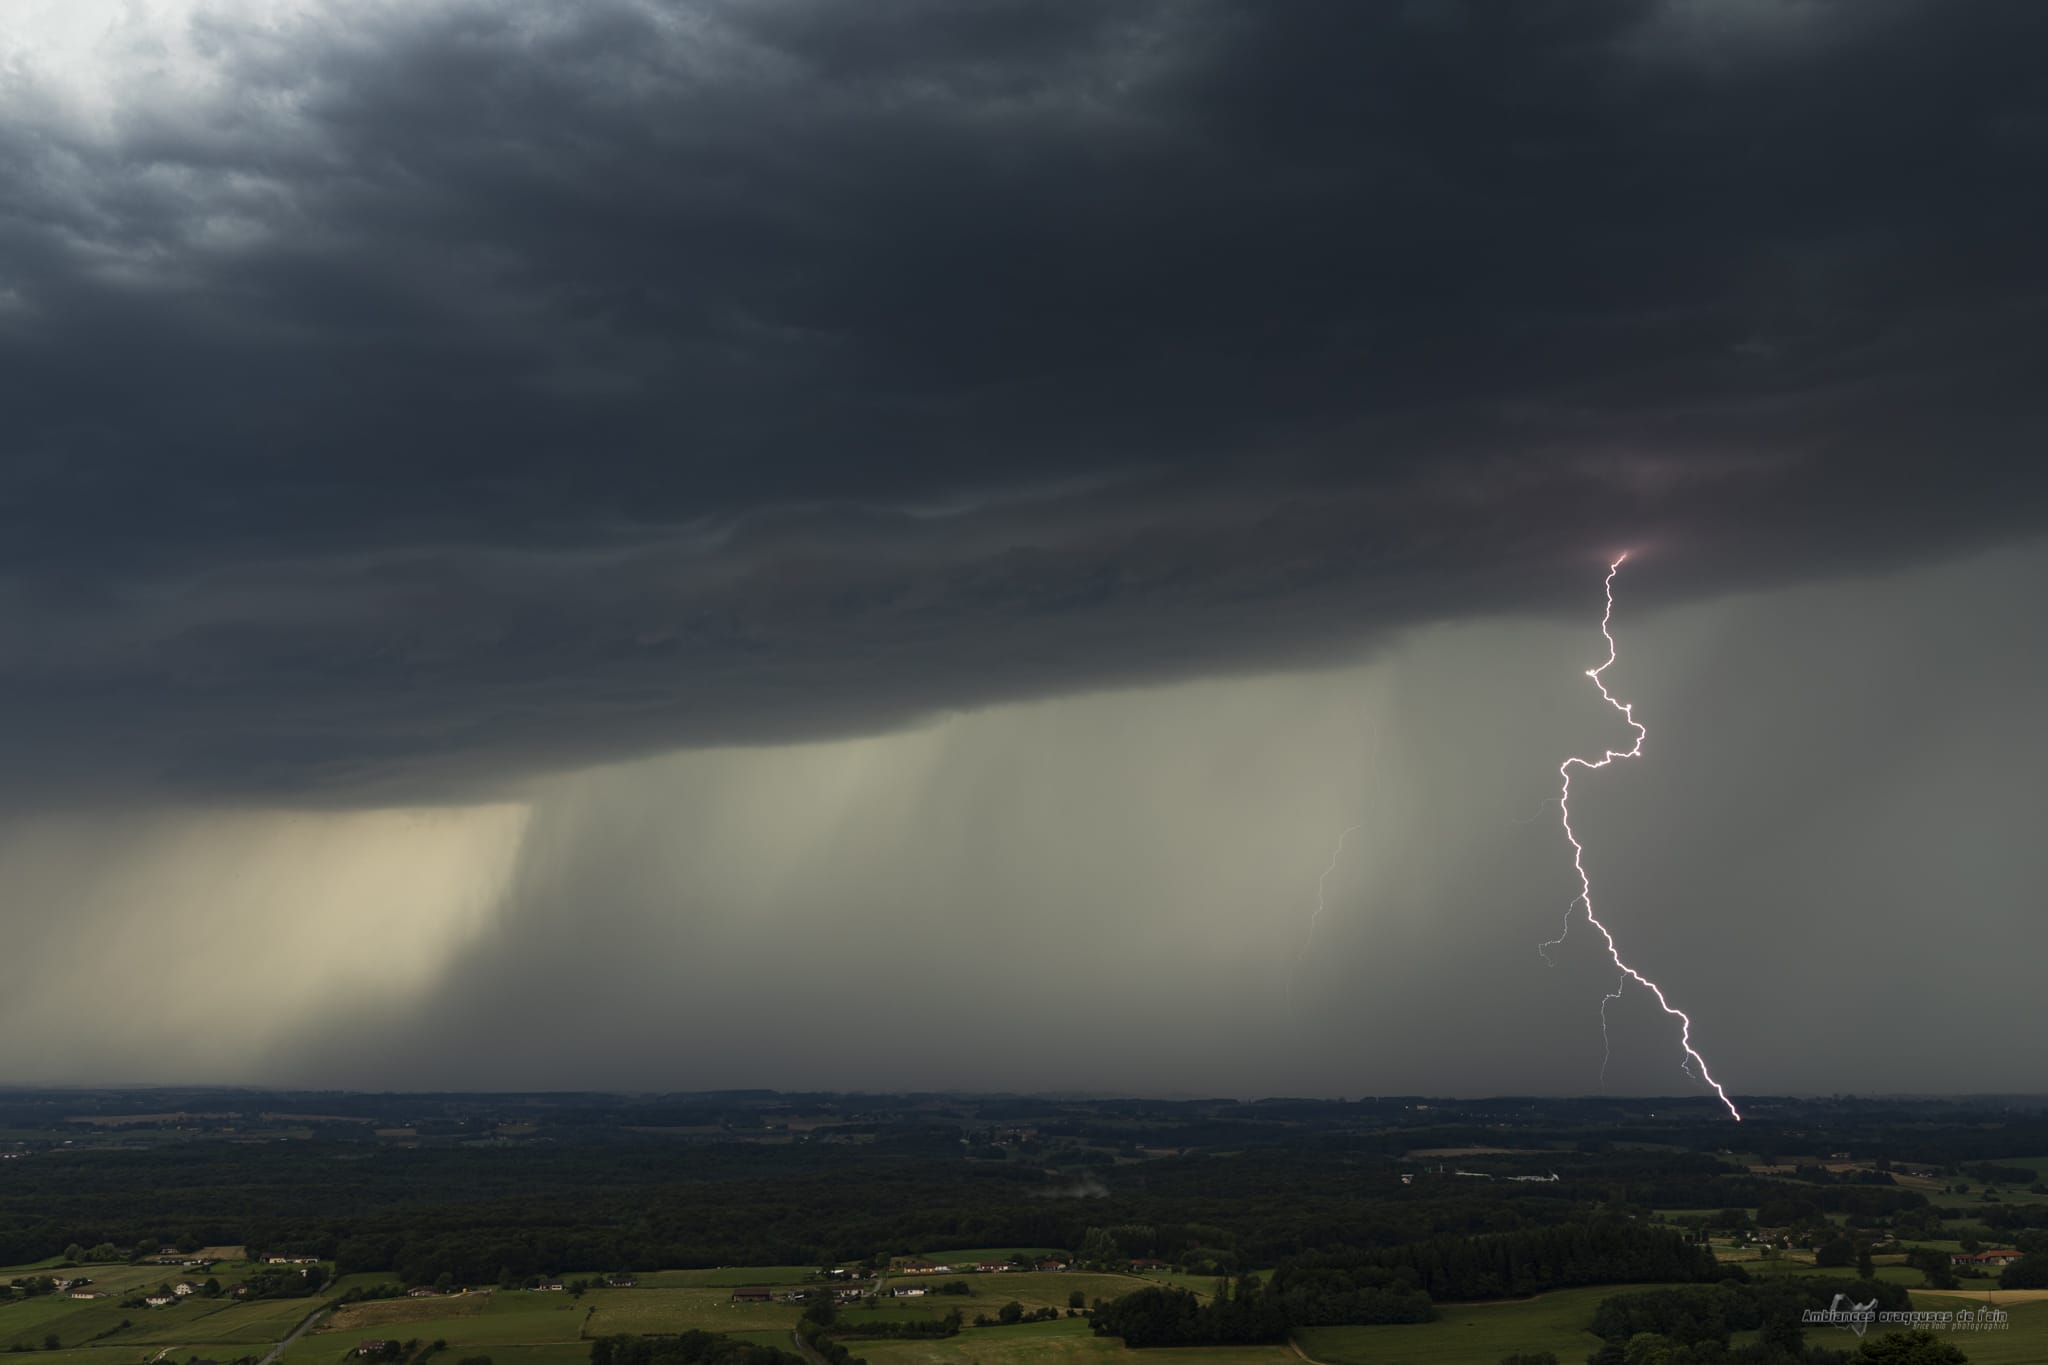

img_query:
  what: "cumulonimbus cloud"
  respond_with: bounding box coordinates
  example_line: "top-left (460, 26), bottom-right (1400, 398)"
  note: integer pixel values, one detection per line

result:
top-left (0, 0), bottom-right (2042, 806)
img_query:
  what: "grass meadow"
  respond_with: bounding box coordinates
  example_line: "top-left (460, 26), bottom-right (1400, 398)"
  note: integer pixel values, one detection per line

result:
top-left (17, 1256), bottom-right (2046, 1365)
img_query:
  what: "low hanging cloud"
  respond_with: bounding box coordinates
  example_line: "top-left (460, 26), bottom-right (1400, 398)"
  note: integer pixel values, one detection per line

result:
top-left (215, 539), bottom-right (2047, 1098)
top-left (0, 0), bottom-right (2043, 808)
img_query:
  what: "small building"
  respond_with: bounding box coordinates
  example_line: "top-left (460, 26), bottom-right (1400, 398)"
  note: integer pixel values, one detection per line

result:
top-left (606, 1275), bottom-right (638, 1289)
top-left (1130, 1259), bottom-right (1171, 1272)
top-left (730, 1287), bottom-right (772, 1302)
top-left (1952, 1250), bottom-right (2022, 1268)
top-left (70, 1290), bottom-right (106, 1300)
top-left (407, 1288), bottom-right (438, 1298)
top-left (892, 1287), bottom-right (926, 1298)
top-left (1036, 1260), bottom-right (1069, 1272)
top-left (175, 1283), bottom-right (199, 1296)
top-left (539, 1282), bottom-right (564, 1292)
top-left (145, 1295), bottom-right (175, 1307)
top-left (357, 1343), bottom-right (391, 1357)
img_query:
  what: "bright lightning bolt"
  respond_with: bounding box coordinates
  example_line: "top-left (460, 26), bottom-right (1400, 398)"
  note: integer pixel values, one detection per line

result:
top-left (1541, 553), bottom-right (1742, 1122)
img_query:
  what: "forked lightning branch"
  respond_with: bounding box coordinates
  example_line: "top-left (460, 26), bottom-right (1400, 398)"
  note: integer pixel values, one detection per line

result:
top-left (1543, 554), bottom-right (1742, 1121)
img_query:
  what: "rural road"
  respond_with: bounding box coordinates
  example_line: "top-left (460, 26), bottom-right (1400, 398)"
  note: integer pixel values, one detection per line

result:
top-left (257, 1304), bottom-right (328, 1365)
top-left (1286, 1337), bottom-right (1333, 1365)
top-left (787, 1267), bottom-right (889, 1364)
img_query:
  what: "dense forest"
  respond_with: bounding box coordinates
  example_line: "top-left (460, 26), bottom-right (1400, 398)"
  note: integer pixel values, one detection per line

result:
top-left (3, 1089), bottom-right (2043, 1304)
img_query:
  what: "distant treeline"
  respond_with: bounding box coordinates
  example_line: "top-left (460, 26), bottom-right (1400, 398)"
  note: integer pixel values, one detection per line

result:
top-left (1588, 1277), bottom-right (1909, 1343)
top-left (1091, 1222), bottom-right (1720, 1346)
top-left (1337, 1220), bottom-right (1723, 1302)
top-left (0, 1095), bottom-right (2030, 1286)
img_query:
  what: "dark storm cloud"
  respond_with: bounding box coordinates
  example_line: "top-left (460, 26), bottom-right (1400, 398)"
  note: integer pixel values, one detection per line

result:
top-left (1, 0), bottom-right (2042, 802)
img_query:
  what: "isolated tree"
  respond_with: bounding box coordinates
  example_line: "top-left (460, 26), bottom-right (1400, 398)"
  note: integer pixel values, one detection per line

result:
top-left (1816, 1236), bottom-right (1856, 1268)
top-left (997, 1301), bottom-right (1024, 1325)
top-left (1858, 1243), bottom-right (1876, 1279)
top-left (1905, 1248), bottom-right (1958, 1290)
top-left (62, 1246), bottom-right (83, 1264)
top-left (1067, 1289), bottom-right (1085, 1309)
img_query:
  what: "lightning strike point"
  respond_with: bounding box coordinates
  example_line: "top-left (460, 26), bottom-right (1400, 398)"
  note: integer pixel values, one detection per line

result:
top-left (1548, 553), bottom-right (1742, 1121)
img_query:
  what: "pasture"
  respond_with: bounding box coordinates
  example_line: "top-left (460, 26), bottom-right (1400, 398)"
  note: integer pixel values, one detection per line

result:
top-left (1295, 1282), bottom-right (1666, 1365)
top-left (38, 1259), bottom-right (2047, 1365)
top-left (859, 1316), bottom-right (1293, 1365)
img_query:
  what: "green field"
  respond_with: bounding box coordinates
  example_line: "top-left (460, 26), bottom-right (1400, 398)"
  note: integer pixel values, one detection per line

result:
top-left (1293, 1281), bottom-right (2048, 1365)
top-left (27, 1260), bottom-right (2042, 1365)
top-left (319, 1303), bottom-right (589, 1347)
top-left (578, 1287), bottom-right (813, 1336)
top-left (1128, 1271), bottom-right (1233, 1299)
top-left (631, 1268), bottom-right (819, 1288)
top-left (1297, 1282), bottom-right (1665, 1365)
top-left (859, 1315), bottom-right (1292, 1365)
top-left (1898, 1297), bottom-right (2048, 1365)
top-left (1737, 1258), bottom-right (1927, 1288)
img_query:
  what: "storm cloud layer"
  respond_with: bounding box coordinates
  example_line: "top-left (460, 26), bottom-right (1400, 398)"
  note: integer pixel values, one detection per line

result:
top-left (1, 0), bottom-right (2043, 804)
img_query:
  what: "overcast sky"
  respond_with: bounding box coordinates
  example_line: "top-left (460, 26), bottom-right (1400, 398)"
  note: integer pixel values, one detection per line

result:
top-left (0, 0), bottom-right (2042, 1101)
